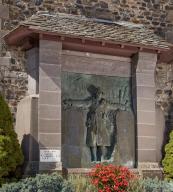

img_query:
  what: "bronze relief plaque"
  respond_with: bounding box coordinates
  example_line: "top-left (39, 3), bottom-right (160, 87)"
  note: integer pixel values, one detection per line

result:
top-left (62, 72), bottom-right (135, 168)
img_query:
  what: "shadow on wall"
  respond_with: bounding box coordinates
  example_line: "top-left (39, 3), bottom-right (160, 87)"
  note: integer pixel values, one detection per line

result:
top-left (21, 134), bottom-right (39, 175)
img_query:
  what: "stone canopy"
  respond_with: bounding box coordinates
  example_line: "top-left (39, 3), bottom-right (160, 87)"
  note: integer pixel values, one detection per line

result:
top-left (6, 12), bottom-right (170, 48)
top-left (4, 12), bottom-right (173, 62)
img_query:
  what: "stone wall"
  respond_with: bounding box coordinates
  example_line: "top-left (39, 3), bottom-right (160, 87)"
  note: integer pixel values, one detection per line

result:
top-left (0, 49), bottom-right (27, 121)
top-left (3, 0), bottom-right (173, 39)
top-left (0, 1), bottom-right (28, 121)
top-left (1, 0), bottom-right (173, 120)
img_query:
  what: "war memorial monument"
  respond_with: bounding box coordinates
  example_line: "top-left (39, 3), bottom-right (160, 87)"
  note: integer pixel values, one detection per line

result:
top-left (4, 12), bottom-right (173, 175)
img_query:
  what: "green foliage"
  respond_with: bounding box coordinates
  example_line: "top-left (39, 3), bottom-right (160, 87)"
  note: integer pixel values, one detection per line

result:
top-left (2, 173), bottom-right (173, 192)
top-left (127, 177), bottom-right (145, 192)
top-left (128, 177), bottom-right (173, 192)
top-left (0, 95), bottom-right (23, 183)
top-left (0, 173), bottom-right (74, 192)
top-left (142, 177), bottom-right (173, 192)
top-left (162, 131), bottom-right (173, 180)
top-left (68, 174), bottom-right (97, 192)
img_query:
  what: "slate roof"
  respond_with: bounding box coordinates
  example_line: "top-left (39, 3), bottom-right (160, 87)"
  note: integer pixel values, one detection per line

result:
top-left (16, 13), bottom-right (172, 50)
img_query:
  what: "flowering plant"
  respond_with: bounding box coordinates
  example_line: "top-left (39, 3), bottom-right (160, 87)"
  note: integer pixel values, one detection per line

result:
top-left (89, 164), bottom-right (134, 192)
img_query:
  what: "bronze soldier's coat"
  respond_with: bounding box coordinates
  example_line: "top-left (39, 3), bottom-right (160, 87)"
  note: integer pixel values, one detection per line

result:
top-left (86, 101), bottom-right (112, 147)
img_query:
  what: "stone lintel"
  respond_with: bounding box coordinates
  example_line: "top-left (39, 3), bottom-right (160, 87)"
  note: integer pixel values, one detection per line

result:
top-left (62, 53), bottom-right (131, 77)
top-left (62, 50), bottom-right (131, 62)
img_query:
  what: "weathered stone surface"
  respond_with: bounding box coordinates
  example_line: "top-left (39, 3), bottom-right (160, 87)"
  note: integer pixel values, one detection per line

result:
top-left (142, 169), bottom-right (163, 179)
top-left (62, 53), bottom-right (131, 77)
top-left (39, 119), bottom-right (61, 133)
top-left (39, 91), bottom-right (61, 106)
top-left (0, 4), bottom-right (9, 19)
top-left (20, 13), bottom-right (169, 50)
top-left (165, 31), bottom-right (173, 43)
top-left (39, 162), bottom-right (62, 171)
top-left (40, 40), bottom-right (61, 65)
top-left (134, 51), bottom-right (158, 163)
top-left (0, 56), bottom-right (10, 66)
top-left (137, 111), bottom-right (156, 124)
top-left (137, 52), bottom-right (157, 72)
top-left (138, 150), bottom-right (157, 162)
top-left (38, 40), bottom-right (62, 171)
top-left (0, 49), bottom-right (27, 121)
top-left (138, 124), bottom-right (156, 137)
top-left (2, 0), bottom-right (173, 39)
top-left (39, 133), bottom-right (61, 147)
top-left (15, 95), bottom-right (39, 174)
top-left (40, 64), bottom-right (61, 78)
top-left (137, 98), bottom-right (155, 111)
top-left (26, 48), bottom-right (39, 95)
top-left (138, 137), bottom-right (156, 150)
top-left (39, 77), bottom-right (61, 92)
top-left (166, 10), bottom-right (173, 23)
top-left (155, 106), bottom-right (165, 162)
top-left (115, 110), bottom-right (135, 168)
top-left (137, 86), bottom-right (155, 98)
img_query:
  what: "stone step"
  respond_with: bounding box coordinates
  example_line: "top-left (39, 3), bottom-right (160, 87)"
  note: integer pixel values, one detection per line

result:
top-left (23, 166), bottom-right (163, 180)
top-left (63, 168), bottom-right (141, 178)
top-left (63, 167), bottom-right (163, 179)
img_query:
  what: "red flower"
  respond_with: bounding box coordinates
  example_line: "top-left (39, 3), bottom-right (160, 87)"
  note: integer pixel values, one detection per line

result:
top-left (89, 164), bottom-right (135, 192)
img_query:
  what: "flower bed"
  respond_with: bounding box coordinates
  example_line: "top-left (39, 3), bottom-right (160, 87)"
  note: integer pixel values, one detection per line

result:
top-left (89, 164), bottom-right (134, 192)
top-left (1, 165), bottom-right (173, 192)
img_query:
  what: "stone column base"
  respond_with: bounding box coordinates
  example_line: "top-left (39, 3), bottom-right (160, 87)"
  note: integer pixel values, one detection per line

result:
top-left (138, 162), bottom-right (163, 179)
top-left (138, 162), bottom-right (160, 169)
top-left (39, 162), bottom-right (62, 173)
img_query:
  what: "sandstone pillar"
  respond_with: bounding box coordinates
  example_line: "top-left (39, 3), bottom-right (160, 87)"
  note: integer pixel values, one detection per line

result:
top-left (39, 39), bottom-right (62, 171)
top-left (134, 52), bottom-right (158, 164)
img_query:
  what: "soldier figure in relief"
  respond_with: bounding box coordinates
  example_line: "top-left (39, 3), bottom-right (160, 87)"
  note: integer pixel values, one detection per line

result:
top-left (86, 97), bottom-right (113, 161)
top-left (63, 85), bottom-right (127, 162)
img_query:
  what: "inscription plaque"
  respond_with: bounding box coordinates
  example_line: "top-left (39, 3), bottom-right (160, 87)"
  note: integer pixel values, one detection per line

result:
top-left (40, 149), bottom-right (60, 162)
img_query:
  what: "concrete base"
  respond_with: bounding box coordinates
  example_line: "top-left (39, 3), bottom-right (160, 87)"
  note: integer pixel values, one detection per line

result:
top-left (141, 169), bottom-right (163, 179)
top-left (39, 162), bottom-right (62, 172)
top-left (138, 162), bottom-right (163, 179)
top-left (138, 162), bottom-right (160, 169)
